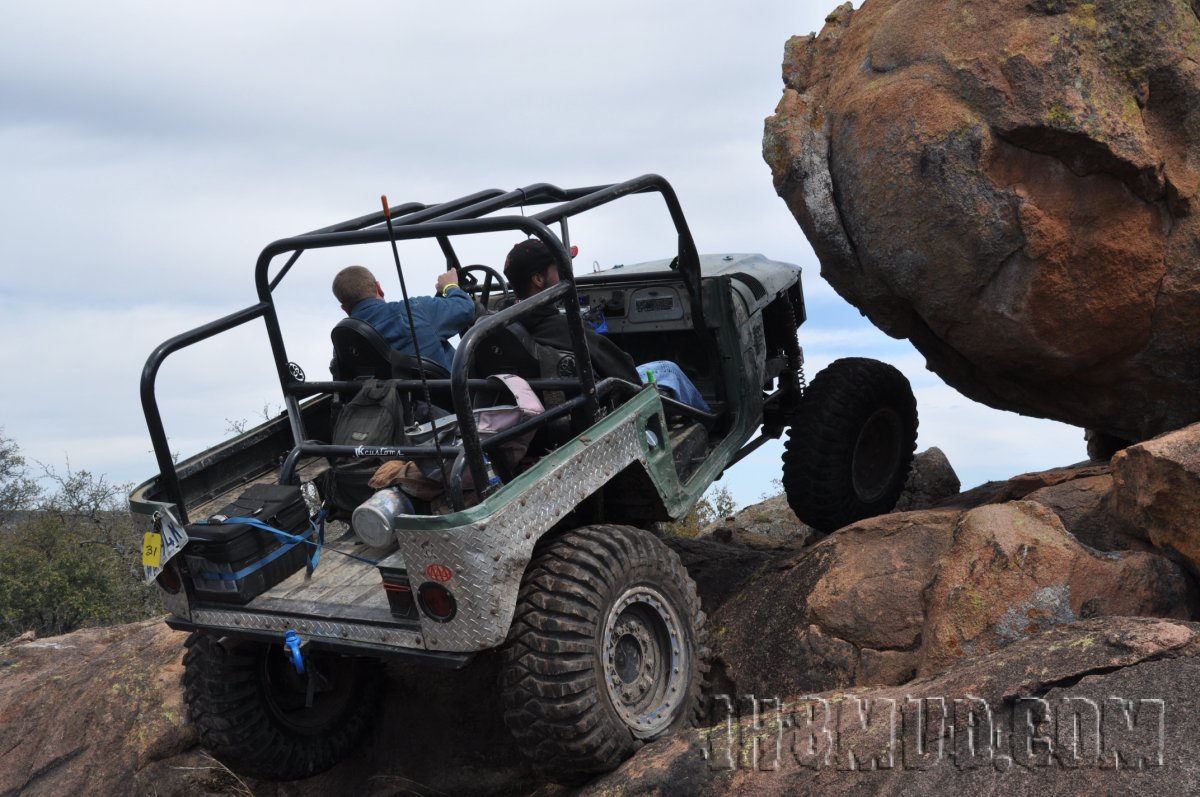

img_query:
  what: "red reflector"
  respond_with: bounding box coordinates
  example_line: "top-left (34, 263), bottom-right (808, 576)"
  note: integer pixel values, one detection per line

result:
top-left (569, 244), bottom-right (579, 258)
top-left (418, 583), bottom-right (457, 622)
top-left (426, 564), bottom-right (453, 583)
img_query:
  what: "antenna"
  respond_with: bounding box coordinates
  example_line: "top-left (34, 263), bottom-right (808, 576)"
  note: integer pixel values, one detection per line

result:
top-left (380, 195), bottom-right (449, 482)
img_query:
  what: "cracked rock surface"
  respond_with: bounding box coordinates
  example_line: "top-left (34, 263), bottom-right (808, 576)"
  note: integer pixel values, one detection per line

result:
top-left (764, 0), bottom-right (1200, 442)
top-left (707, 460), bottom-right (1193, 700)
top-left (3, 448), bottom-right (1198, 795)
top-left (581, 617), bottom-right (1200, 796)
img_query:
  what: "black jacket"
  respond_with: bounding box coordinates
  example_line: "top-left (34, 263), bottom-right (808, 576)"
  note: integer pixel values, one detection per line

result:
top-left (523, 303), bottom-right (640, 384)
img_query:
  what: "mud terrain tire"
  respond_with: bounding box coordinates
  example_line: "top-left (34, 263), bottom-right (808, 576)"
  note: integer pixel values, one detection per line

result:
top-left (783, 357), bottom-right (918, 533)
top-left (182, 632), bottom-right (384, 780)
top-left (500, 524), bottom-right (705, 783)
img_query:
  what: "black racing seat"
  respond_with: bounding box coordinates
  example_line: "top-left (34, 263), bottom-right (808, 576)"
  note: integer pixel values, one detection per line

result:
top-left (330, 318), bottom-right (452, 426)
top-left (469, 321), bottom-right (575, 381)
top-left (331, 318), bottom-right (450, 382)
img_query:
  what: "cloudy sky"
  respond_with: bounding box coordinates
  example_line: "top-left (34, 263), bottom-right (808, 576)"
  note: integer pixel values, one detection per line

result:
top-left (0, 1), bottom-right (1083, 509)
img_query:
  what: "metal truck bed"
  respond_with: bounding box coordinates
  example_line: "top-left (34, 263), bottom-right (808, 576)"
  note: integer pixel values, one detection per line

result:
top-left (179, 456), bottom-right (420, 634)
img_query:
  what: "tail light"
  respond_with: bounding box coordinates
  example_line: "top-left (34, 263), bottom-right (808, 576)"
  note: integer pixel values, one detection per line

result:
top-left (418, 582), bottom-right (457, 622)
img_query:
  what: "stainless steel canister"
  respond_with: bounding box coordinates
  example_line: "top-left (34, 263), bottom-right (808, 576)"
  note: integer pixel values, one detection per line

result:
top-left (351, 487), bottom-right (414, 548)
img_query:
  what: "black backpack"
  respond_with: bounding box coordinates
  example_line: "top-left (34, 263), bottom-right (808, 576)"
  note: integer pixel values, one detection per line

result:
top-left (321, 380), bottom-right (407, 515)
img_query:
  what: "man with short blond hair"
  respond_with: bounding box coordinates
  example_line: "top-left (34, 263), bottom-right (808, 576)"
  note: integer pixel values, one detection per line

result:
top-left (332, 264), bottom-right (474, 371)
top-left (332, 265), bottom-right (379, 308)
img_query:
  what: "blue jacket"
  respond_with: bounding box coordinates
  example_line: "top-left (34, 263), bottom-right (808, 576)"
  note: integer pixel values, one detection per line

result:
top-left (349, 287), bottom-right (474, 371)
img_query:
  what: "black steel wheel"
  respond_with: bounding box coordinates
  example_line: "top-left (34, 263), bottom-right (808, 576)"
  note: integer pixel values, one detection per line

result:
top-left (500, 524), bottom-right (705, 783)
top-left (783, 357), bottom-right (918, 533)
top-left (182, 633), bottom-right (384, 780)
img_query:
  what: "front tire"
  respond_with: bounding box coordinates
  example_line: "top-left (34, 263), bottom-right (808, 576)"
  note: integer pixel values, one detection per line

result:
top-left (182, 633), bottom-right (384, 780)
top-left (500, 525), bottom-right (705, 783)
top-left (783, 357), bottom-right (918, 533)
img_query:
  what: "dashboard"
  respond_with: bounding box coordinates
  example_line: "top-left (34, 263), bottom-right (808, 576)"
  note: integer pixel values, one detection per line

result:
top-left (575, 281), bottom-right (692, 334)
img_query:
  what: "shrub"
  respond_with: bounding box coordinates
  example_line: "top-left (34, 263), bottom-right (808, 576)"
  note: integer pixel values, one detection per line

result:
top-left (664, 485), bottom-right (738, 538)
top-left (0, 433), bottom-right (159, 640)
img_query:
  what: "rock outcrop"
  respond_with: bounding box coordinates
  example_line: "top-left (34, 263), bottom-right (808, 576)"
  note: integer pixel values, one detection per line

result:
top-left (917, 500), bottom-right (1190, 675)
top-left (1112, 421), bottom-right (1200, 572)
top-left (581, 618), bottom-right (1200, 796)
top-left (0, 620), bottom-right (542, 797)
top-left (0, 620), bottom-right (208, 797)
top-left (4, 455), bottom-right (1197, 795)
top-left (710, 509), bottom-right (958, 697)
top-left (892, 446), bottom-right (960, 511)
top-left (764, 0), bottom-right (1200, 442)
top-left (698, 492), bottom-right (816, 548)
top-left (709, 464), bottom-right (1193, 699)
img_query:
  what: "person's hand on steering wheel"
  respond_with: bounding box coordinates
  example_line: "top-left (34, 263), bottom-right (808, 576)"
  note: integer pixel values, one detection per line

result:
top-left (435, 267), bottom-right (460, 297)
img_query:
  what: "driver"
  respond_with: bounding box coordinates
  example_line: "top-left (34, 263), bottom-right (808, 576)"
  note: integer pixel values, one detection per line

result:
top-left (332, 265), bottom-right (474, 371)
top-left (503, 240), bottom-right (711, 412)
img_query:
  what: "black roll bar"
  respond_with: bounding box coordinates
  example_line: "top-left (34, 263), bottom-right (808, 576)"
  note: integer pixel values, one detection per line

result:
top-left (284, 377), bottom-right (592, 399)
top-left (139, 302), bottom-right (271, 522)
top-left (141, 175), bottom-right (708, 517)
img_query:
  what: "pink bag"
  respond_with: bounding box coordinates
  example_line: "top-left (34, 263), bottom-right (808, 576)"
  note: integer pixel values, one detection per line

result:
top-left (413, 374), bottom-right (545, 489)
top-left (475, 373), bottom-right (545, 463)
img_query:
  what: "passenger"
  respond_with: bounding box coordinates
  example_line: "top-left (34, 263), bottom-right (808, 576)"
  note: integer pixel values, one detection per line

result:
top-left (332, 265), bottom-right (474, 371)
top-left (503, 240), bottom-right (711, 412)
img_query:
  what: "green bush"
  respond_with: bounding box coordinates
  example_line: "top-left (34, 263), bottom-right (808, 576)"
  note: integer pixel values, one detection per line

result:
top-left (664, 485), bottom-right (738, 538)
top-left (0, 431), bottom-right (159, 640)
top-left (0, 514), bottom-right (156, 637)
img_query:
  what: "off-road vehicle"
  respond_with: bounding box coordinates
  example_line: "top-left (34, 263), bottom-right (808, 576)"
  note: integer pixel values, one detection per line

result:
top-left (130, 174), bottom-right (918, 782)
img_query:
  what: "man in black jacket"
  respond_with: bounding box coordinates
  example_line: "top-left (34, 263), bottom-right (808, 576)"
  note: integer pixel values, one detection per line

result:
top-left (503, 240), bottom-right (640, 382)
top-left (502, 240), bottom-right (710, 411)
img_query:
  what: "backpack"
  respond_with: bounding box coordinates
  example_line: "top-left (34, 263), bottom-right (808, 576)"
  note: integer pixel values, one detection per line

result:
top-left (321, 380), bottom-right (408, 516)
top-left (333, 379), bottom-right (406, 448)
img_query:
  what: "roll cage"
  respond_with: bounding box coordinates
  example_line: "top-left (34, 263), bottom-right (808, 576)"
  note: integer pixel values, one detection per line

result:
top-left (139, 174), bottom-right (713, 522)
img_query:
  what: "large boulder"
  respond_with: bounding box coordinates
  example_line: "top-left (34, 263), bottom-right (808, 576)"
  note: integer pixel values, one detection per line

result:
top-left (710, 509), bottom-right (959, 698)
top-left (1111, 421), bottom-right (1200, 569)
top-left (764, 0), bottom-right (1200, 442)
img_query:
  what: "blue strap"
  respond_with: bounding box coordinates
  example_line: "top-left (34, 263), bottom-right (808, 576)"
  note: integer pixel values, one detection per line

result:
top-left (283, 630), bottom-right (305, 673)
top-left (306, 510), bottom-right (326, 577)
top-left (194, 517), bottom-right (316, 581)
top-left (193, 511), bottom-right (383, 575)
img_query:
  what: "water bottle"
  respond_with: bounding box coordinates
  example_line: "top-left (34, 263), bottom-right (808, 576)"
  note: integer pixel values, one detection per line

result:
top-left (483, 456), bottom-right (502, 491)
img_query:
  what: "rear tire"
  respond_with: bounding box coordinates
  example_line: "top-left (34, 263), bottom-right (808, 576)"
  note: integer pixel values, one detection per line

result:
top-left (783, 357), bottom-right (918, 533)
top-left (500, 525), bottom-right (705, 783)
top-left (182, 633), bottom-right (384, 780)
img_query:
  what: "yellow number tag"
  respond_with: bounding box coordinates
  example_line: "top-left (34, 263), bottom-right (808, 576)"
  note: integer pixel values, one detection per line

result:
top-left (142, 532), bottom-right (163, 568)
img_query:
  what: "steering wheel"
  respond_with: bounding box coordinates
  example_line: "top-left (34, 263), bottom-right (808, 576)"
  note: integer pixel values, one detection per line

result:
top-left (458, 264), bottom-right (511, 309)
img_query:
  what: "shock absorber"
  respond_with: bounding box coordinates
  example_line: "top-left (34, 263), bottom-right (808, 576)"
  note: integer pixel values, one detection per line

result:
top-left (768, 296), bottom-right (806, 397)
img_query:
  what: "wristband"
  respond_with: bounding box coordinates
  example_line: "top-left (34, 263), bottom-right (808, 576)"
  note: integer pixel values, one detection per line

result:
top-left (441, 283), bottom-right (459, 297)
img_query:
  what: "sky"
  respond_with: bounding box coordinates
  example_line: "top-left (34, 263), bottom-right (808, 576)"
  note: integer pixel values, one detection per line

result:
top-left (0, 1), bottom-right (1085, 511)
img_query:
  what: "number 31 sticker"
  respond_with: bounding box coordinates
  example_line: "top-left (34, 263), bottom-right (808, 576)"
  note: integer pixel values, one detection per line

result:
top-left (143, 533), bottom-right (163, 568)
top-left (143, 508), bottom-right (189, 583)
